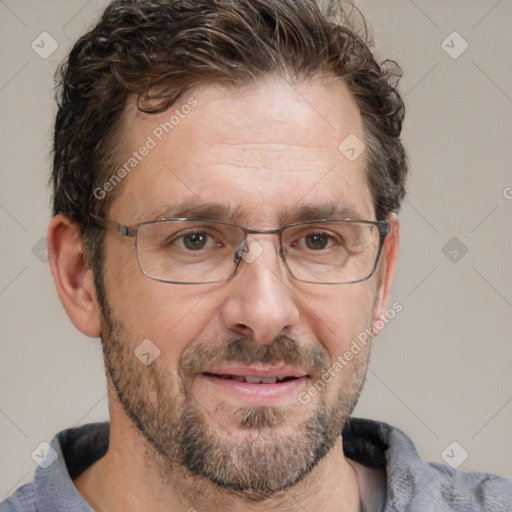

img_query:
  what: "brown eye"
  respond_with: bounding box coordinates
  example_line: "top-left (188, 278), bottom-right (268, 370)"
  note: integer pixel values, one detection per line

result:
top-left (183, 232), bottom-right (209, 250)
top-left (304, 233), bottom-right (331, 250)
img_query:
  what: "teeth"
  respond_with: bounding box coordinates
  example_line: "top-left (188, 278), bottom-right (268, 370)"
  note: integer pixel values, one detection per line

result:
top-left (242, 376), bottom-right (286, 384)
top-left (244, 376), bottom-right (264, 384)
top-left (212, 374), bottom-right (292, 383)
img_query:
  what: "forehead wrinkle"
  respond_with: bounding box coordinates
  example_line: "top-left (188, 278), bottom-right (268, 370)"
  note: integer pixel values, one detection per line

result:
top-left (197, 143), bottom-right (339, 174)
top-left (205, 143), bottom-right (335, 151)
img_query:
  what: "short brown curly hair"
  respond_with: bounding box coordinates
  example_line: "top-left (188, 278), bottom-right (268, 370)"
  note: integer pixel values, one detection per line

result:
top-left (52, 0), bottom-right (407, 271)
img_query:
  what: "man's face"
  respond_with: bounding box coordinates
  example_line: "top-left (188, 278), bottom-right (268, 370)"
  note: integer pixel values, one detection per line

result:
top-left (98, 77), bottom-right (395, 496)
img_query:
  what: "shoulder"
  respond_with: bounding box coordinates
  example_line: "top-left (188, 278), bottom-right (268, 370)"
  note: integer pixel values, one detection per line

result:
top-left (1, 422), bottom-right (109, 512)
top-left (426, 462), bottom-right (512, 511)
top-left (387, 425), bottom-right (512, 511)
top-left (343, 418), bottom-right (512, 511)
top-left (0, 483), bottom-right (36, 512)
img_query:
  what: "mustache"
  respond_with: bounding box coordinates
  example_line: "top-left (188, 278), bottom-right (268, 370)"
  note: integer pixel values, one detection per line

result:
top-left (178, 335), bottom-right (331, 380)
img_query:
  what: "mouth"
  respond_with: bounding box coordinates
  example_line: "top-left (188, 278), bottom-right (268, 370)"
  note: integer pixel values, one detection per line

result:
top-left (203, 373), bottom-right (299, 384)
top-left (198, 366), bottom-right (310, 405)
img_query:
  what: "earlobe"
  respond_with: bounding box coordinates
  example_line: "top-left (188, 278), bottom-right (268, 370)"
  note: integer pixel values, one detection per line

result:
top-left (48, 215), bottom-right (101, 338)
top-left (371, 214), bottom-right (400, 336)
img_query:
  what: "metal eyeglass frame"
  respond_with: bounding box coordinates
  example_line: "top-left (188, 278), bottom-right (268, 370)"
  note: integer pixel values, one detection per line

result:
top-left (90, 214), bottom-right (390, 285)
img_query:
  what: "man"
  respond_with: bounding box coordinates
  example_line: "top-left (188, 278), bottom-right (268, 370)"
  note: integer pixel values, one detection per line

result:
top-left (1, 0), bottom-right (511, 511)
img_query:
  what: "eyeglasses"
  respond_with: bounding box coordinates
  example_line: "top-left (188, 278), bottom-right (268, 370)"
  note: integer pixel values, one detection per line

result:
top-left (90, 215), bottom-right (389, 285)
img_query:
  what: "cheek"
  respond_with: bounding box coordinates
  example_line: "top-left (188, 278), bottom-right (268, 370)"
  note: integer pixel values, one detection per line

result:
top-left (102, 245), bottom-right (225, 357)
top-left (299, 281), bottom-right (376, 361)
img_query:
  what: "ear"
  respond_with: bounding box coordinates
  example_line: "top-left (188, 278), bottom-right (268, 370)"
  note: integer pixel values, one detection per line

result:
top-left (48, 215), bottom-right (101, 338)
top-left (371, 213), bottom-right (400, 336)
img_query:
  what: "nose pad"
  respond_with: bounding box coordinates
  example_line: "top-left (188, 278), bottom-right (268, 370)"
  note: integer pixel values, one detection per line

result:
top-left (234, 236), bottom-right (265, 265)
top-left (233, 241), bottom-right (245, 265)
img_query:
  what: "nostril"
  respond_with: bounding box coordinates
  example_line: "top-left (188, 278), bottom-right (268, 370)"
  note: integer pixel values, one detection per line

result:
top-left (232, 323), bottom-right (253, 337)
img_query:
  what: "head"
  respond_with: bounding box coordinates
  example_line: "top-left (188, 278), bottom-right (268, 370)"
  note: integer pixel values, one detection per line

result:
top-left (49, 0), bottom-right (406, 500)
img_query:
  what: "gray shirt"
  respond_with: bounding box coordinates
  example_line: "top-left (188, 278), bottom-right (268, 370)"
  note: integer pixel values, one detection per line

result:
top-left (1, 418), bottom-right (511, 511)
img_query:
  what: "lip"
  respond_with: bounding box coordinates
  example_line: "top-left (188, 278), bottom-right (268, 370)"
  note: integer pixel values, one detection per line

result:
top-left (199, 365), bottom-right (309, 406)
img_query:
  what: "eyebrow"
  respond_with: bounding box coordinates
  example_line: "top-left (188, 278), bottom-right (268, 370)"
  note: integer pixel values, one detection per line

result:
top-left (142, 201), bottom-right (366, 226)
top-left (144, 202), bottom-right (238, 222)
top-left (282, 203), bottom-right (363, 223)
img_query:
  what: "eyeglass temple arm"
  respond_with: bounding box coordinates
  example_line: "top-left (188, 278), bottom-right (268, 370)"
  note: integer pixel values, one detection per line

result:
top-left (90, 214), bottom-right (136, 237)
top-left (379, 222), bottom-right (390, 236)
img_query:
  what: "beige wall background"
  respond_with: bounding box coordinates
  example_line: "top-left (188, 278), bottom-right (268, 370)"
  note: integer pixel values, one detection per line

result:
top-left (1, 0), bottom-right (511, 497)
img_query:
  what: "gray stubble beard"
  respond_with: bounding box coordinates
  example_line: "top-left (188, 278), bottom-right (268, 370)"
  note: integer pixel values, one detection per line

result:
top-left (100, 309), bottom-right (369, 501)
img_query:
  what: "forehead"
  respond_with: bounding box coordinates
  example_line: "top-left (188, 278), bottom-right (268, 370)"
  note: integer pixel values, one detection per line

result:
top-left (110, 76), bottom-right (373, 225)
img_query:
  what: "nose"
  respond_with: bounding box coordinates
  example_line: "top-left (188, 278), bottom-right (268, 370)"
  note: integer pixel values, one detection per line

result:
top-left (220, 236), bottom-right (300, 344)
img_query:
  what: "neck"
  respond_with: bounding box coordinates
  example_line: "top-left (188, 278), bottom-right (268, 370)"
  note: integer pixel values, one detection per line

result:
top-left (74, 410), bottom-right (361, 512)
